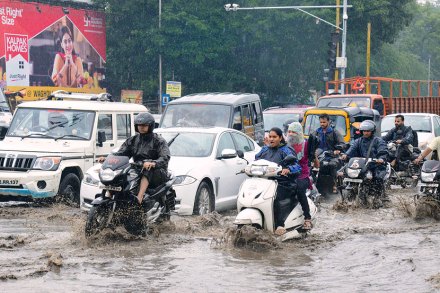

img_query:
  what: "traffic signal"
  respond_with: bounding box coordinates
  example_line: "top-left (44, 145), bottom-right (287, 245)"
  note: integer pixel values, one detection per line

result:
top-left (326, 32), bottom-right (340, 80)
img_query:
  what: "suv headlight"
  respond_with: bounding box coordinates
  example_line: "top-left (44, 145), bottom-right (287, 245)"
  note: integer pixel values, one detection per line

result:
top-left (347, 168), bottom-right (361, 178)
top-left (173, 175), bottom-right (197, 185)
top-left (421, 172), bottom-right (436, 182)
top-left (33, 157), bottom-right (61, 171)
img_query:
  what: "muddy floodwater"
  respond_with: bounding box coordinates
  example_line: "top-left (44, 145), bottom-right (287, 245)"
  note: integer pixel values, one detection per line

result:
top-left (1, 189), bottom-right (440, 292)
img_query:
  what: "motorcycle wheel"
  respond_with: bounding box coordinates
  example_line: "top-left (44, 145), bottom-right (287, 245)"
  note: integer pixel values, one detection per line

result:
top-left (85, 205), bottom-right (111, 238)
top-left (123, 208), bottom-right (145, 236)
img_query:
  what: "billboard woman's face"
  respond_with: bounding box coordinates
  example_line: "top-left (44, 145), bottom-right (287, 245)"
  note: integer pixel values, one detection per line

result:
top-left (61, 33), bottom-right (73, 54)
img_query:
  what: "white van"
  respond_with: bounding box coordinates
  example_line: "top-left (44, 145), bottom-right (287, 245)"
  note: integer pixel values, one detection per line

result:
top-left (0, 92), bottom-right (148, 204)
top-left (160, 92), bottom-right (265, 145)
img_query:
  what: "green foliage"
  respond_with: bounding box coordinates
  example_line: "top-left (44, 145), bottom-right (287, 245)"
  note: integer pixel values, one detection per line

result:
top-left (94, 0), bottom-right (426, 107)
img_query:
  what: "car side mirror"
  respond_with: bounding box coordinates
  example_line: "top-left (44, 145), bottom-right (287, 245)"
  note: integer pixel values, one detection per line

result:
top-left (236, 150), bottom-right (244, 159)
top-left (220, 148), bottom-right (237, 159)
top-left (97, 130), bottom-right (106, 147)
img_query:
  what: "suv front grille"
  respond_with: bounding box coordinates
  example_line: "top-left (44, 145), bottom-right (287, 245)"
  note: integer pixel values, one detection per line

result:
top-left (0, 154), bottom-right (36, 171)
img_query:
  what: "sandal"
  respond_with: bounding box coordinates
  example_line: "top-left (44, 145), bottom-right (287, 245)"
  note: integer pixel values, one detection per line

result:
top-left (274, 226), bottom-right (287, 236)
top-left (303, 219), bottom-right (313, 230)
top-left (333, 186), bottom-right (338, 193)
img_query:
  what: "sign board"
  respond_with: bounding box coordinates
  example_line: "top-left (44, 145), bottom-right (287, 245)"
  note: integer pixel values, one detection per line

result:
top-left (336, 57), bottom-right (347, 69)
top-left (162, 93), bottom-right (170, 107)
top-left (166, 81), bottom-right (181, 98)
top-left (0, 0), bottom-right (106, 94)
top-left (121, 90), bottom-right (143, 104)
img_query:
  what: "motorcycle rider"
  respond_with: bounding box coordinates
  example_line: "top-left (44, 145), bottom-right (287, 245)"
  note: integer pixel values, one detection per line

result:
top-left (311, 113), bottom-right (344, 193)
top-left (286, 122), bottom-right (313, 230)
top-left (98, 112), bottom-right (170, 204)
top-left (255, 127), bottom-right (302, 236)
top-left (341, 120), bottom-right (389, 198)
top-left (382, 114), bottom-right (414, 168)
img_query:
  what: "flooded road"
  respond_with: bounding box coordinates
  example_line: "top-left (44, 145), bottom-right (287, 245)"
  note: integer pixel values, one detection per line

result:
top-left (1, 189), bottom-right (440, 292)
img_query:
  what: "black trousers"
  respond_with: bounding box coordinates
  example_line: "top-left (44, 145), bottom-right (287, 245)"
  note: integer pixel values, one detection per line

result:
top-left (296, 177), bottom-right (312, 220)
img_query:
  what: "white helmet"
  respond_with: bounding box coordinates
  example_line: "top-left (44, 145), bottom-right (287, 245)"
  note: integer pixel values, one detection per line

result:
top-left (359, 120), bottom-right (376, 132)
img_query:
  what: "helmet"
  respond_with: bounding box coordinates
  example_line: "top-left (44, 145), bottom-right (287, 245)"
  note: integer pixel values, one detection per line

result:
top-left (359, 120), bottom-right (376, 132)
top-left (283, 118), bottom-right (297, 134)
top-left (134, 112), bottom-right (155, 133)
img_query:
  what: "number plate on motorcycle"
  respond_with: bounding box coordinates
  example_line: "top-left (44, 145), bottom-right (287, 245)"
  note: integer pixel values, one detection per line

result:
top-left (98, 183), bottom-right (122, 191)
top-left (343, 178), bottom-right (363, 183)
top-left (417, 183), bottom-right (438, 187)
top-left (0, 179), bottom-right (19, 186)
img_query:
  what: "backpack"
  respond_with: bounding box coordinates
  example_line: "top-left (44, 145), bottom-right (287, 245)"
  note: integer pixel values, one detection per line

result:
top-left (411, 128), bottom-right (418, 147)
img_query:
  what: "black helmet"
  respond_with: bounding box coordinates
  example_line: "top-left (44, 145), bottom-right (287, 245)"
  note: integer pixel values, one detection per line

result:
top-left (359, 120), bottom-right (376, 132)
top-left (134, 112), bottom-right (155, 133)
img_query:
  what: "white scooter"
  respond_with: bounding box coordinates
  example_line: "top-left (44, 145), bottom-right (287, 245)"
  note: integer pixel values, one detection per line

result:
top-left (234, 155), bottom-right (318, 241)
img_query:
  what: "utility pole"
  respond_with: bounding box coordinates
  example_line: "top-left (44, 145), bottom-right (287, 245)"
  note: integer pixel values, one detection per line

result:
top-left (366, 22), bottom-right (371, 94)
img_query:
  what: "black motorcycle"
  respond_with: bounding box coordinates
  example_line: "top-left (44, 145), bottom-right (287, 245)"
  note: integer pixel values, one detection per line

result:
top-left (416, 160), bottom-right (440, 202)
top-left (386, 141), bottom-right (421, 188)
top-left (339, 157), bottom-right (391, 207)
top-left (85, 155), bottom-right (176, 238)
top-left (312, 144), bottom-right (346, 197)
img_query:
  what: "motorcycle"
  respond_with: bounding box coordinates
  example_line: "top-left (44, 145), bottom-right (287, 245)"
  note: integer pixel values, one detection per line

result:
top-left (339, 157), bottom-right (391, 207)
top-left (415, 160), bottom-right (440, 203)
top-left (234, 154), bottom-right (318, 241)
top-left (312, 144), bottom-right (346, 197)
top-left (386, 141), bottom-right (421, 188)
top-left (85, 155), bottom-right (176, 238)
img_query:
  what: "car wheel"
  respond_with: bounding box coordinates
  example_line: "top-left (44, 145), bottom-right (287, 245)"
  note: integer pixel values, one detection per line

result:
top-left (193, 181), bottom-right (214, 215)
top-left (58, 173), bottom-right (81, 206)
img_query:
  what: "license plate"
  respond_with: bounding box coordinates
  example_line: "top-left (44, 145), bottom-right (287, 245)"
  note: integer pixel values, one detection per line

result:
top-left (98, 183), bottom-right (122, 191)
top-left (0, 179), bottom-right (19, 186)
top-left (417, 183), bottom-right (438, 188)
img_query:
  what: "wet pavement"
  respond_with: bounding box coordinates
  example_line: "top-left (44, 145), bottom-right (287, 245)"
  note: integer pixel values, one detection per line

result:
top-left (1, 189), bottom-right (440, 292)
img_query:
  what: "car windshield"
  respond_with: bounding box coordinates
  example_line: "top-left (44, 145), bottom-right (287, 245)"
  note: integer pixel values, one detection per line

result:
top-left (381, 115), bottom-right (432, 133)
top-left (263, 113), bottom-right (300, 131)
top-left (161, 104), bottom-right (230, 128)
top-left (159, 132), bottom-right (216, 157)
top-left (318, 97), bottom-right (371, 108)
top-left (303, 114), bottom-right (347, 136)
top-left (7, 108), bottom-right (95, 140)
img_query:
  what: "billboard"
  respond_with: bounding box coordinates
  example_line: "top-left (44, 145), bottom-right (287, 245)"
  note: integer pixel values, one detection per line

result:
top-left (0, 0), bottom-right (106, 98)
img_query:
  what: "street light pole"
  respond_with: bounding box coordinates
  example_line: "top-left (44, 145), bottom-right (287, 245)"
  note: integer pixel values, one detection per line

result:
top-left (340, 0), bottom-right (348, 94)
top-left (224, 2), bottom-right (352, 93)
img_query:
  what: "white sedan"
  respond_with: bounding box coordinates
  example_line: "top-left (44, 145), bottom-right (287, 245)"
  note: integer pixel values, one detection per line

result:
top-left (80, 127), bottom-right (261, 215)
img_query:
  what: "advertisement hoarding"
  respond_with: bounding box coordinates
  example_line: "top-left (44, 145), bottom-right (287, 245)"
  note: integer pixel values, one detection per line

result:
top-left (0, 0), bottom-right (106, 100)
top-left (121, 90), bottom-right (143, 104)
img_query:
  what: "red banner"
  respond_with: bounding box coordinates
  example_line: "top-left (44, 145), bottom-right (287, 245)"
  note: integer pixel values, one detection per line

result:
top-left (0, 0), bottom-right (106, 89)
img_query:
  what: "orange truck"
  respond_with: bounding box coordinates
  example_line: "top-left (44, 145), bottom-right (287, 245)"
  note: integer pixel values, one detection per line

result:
top-left (320, 76), bottom-right (440, 116)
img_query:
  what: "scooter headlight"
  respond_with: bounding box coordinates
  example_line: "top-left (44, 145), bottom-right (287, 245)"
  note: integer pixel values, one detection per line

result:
top-left (347, 168), bottom-right (361, 178)
top-left (421, 172), bottom-right (436, 182)
top-left (99, 168), bottom-right (122, 181)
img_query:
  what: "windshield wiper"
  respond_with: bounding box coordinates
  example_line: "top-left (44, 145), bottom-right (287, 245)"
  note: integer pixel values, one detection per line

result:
top-left (21, 133), bottom-right (55, 140)
top-left (55, 134), bottom-right (87, 141)
top-left (167, 133), bottom-right (180, 147)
